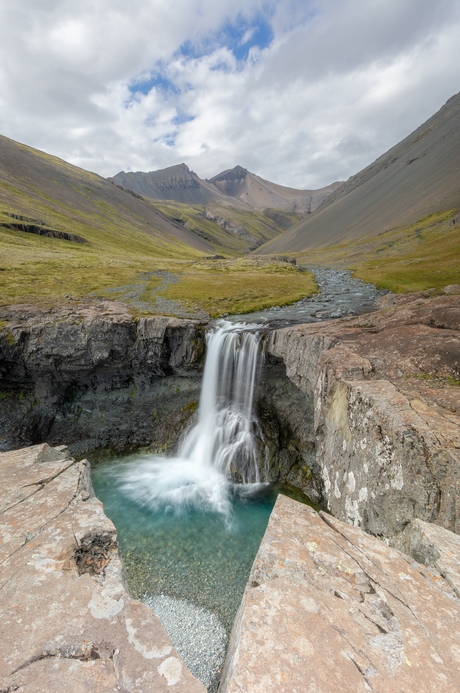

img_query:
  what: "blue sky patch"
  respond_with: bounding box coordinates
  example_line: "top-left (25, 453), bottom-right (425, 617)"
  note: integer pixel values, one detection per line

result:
top-left (179, 13), bottom-right (274, 63)
top-left (128, 12), bottom-right (274, 103)
top-left (129, 73), bottom-right (179, 97)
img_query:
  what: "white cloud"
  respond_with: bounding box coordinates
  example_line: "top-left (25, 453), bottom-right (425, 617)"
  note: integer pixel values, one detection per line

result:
top-left (0, 0), bottom-right (459, 188)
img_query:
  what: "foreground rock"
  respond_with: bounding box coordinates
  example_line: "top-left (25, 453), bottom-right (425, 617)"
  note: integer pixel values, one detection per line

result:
top-left (220, 494), bottom-right (460, 693)
top-left (0, 301), bottom-right (205, 453)
top-left (268, 292), bottom-right (460, 537)
top-left (0, 443), bottom-right (205, 692)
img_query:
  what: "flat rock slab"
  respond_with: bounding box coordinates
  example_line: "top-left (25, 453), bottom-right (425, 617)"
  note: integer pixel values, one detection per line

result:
top-left (221, 494), bottom-right (460, 693)
top-left (0, 443), bottom-right (205, 693)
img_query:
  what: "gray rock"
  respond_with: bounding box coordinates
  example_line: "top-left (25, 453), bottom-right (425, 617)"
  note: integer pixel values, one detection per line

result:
top-left (0, 302), bottom-right (205, 453)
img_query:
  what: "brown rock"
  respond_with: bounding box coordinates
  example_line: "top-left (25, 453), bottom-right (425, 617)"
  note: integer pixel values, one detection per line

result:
top-left (221, 494), bottom-right (460, 693)
top-left (0, 443), bottom-right (205, 693)
top-left (268, 294), bottom-right (460, 537)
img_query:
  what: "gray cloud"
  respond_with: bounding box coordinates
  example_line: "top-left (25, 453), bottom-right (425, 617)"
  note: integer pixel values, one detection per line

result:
top-left (0, 0), bottom-right (459, 188)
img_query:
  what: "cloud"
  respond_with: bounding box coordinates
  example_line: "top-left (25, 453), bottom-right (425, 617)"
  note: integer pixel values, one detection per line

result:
top-left (0, 0), bottom-right (459, 188)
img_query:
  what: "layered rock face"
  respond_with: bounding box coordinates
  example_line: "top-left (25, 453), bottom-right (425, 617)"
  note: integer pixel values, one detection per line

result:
top-left (221, 494), bottom-right (460, 693)
top-left (256, 354), bottom-right (322, 503)
top-left (268, 293), bottom-right (460, 537)
top-left (0, 443), bottom-right (205, 692)
top-left (0, 302), bottom-right (205, 454)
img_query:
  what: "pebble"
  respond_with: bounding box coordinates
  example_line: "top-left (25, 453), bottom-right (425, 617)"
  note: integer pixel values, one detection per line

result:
top-left (143, 594), bottom-right (227, 691)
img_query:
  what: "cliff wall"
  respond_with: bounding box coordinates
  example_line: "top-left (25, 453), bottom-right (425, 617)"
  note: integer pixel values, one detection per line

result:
top-left (268, 292), bottom-right (460, 538)
top-left (0, 301), bottom-right (205, 454)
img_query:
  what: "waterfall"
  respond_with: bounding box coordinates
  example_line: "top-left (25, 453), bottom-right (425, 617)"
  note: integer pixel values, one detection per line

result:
top-left (118, 320), bottom-right (265, 516)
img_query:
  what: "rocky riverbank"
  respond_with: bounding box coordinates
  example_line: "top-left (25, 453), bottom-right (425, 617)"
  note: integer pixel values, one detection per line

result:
top-left (0, 443), bottom-right (205, 692)
top-left (268, 290), bottom-right (460, 537)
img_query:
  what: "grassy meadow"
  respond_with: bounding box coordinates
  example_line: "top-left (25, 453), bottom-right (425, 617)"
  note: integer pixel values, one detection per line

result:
top-left (152, 258), bottom-right (318, 317)
top-left (0, 200), bottom-right (317, 315)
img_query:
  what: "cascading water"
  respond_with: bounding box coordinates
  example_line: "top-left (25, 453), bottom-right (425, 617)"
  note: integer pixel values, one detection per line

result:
top-left (91, 320), bottom-right (311, 690)
top-left (117, 320), bottom-right (265, 517)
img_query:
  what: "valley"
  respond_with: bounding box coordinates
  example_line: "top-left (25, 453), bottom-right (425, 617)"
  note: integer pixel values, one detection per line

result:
top-left (0, 91), bottom-right (459, 693)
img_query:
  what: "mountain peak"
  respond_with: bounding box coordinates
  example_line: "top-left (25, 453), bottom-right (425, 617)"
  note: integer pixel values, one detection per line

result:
top-left (209, 166), bottom-right (248, 183)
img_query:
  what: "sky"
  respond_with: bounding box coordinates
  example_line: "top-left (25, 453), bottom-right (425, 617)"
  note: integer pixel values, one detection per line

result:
top-left (0, 0), bottom-right (459, 189)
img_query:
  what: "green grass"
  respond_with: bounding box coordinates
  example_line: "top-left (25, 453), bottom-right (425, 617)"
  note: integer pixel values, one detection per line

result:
top-left (296, 209), bottom-right (460, 294)
top-left (153, 200), bottom-right (303, 257)
top-left (412, 374), bottom-right (460, 387)
top-left (155, 258), bottom-right (318, 317)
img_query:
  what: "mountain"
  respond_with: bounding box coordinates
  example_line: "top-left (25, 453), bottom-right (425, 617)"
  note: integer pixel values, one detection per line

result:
top-left (0, 134), bottom-right (216, 256)
top-left (257, 92), bottom-right (460, 254)
top-left (109, 163), bottom-right (219, 205)
top-left (108, 164), bottom-right (341, 213)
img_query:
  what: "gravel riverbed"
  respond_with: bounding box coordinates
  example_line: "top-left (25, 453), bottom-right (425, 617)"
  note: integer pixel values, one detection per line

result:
top-left (143, 594), bottom-right (227, 691)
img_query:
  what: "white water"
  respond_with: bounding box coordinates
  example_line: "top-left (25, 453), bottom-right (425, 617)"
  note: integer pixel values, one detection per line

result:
top-left (118, 321), bottom-right (265, 517)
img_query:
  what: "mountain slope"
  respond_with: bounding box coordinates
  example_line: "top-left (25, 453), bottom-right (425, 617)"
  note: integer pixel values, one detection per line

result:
top-left (257, 92), bottom-right (460, 254)
top-left (208, 166), bottom-right (340, 213)
top-left (109, 163), bottom-right (221, 206)
top-left (0, 135), bottom-right (217, 256)
top-left (109, 164), bottom-right (341, 213)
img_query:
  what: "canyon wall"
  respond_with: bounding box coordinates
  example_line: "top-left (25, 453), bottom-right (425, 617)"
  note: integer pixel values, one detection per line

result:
top-left (268, 292), bottom-right (460, 538)
top-left (2, 292), bottom-right (459, 542)
top-left (0, 301), bottom-right (205, 454)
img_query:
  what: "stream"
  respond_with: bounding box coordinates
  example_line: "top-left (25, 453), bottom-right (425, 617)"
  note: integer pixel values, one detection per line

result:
top-left (229, 266), bottom-right (388, 328)
top-left (91, 270), bottom-right (385, 691)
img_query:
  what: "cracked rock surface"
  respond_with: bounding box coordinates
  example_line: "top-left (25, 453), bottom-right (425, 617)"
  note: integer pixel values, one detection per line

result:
top-left (220, 494), bottom-right (460, 693)
top-left (0, 443), bottom-right (205, 692)
top-left (268, 292), bottom-right (460, 537)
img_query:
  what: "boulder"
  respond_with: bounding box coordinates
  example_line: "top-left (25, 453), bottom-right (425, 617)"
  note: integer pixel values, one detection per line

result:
top-left (445, 284), bottom-right (460, 294)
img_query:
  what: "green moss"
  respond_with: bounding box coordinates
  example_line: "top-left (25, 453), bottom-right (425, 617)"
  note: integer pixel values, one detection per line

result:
top-left (413, 374), bottom-right (460, 387)
top-left (3, 331), bottom-right (15, 346)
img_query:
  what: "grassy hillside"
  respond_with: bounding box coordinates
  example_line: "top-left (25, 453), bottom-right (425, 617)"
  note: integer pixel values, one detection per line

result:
top-left (258, 92), bottom-right (460, 255)
top-left (0, 134), bottom-right (319, 313)
top-left (152, 200), bottom-right (303, 256)
top-left (295, 210), bottom-right (460, 293)
top-left (0, 134), bottom-right (215, 305)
